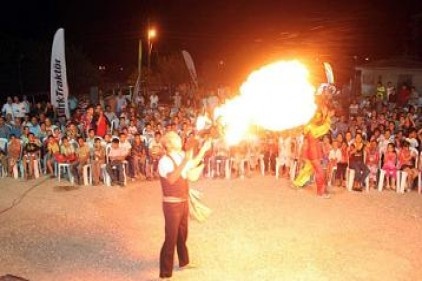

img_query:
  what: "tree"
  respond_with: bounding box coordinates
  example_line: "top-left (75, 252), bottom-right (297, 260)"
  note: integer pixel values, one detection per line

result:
top-left (0, 34), bottom-right (99, 98)
top-left (152, 52), bottom-right (191, 87)
top-left (66, 45), bottom-right (99, 95)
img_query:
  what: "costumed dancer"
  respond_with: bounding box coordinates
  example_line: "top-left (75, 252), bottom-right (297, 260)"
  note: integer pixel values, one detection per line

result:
top-left (293, 106), bottom-right (332, 198)
top-left (157, 131), bottom-right (211, 279)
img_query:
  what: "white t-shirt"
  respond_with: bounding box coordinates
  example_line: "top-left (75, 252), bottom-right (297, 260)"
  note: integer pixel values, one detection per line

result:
top-left (119, 140), bottom-right (132, 156)
top-left (158, 152), bottom-right (190, 179)
top-left (116, 96), bottom-right (127, 112)
top-left (328, 148), bottom-right (342, 163)
top-left (2, 103), bottom-right (13, 117)
top-left (149, 138), bottom-right (163, 156)
top-left (12, 102), bottom-right (26, 118)
top-left (150, 95), bottom-right (159, 107)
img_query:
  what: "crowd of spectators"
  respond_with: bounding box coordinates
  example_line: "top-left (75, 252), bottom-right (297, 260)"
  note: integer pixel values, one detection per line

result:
top-left (0, 81), bottom-right (421, 194)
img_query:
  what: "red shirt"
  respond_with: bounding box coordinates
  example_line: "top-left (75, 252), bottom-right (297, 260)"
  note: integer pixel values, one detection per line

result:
top-left (96, 115), bottom-right (107, 137)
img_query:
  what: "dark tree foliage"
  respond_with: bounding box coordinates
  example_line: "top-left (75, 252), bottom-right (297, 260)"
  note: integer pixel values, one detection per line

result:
top-left (0, 35), bottom-right (99, 99)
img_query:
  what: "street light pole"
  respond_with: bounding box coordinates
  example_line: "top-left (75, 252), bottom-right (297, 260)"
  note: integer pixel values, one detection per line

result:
top-left (146, 27), bottom-right (156, 97)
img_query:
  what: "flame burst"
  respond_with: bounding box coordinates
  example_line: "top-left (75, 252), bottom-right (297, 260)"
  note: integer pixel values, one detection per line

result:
top-left (215, 60), bottom-right (317, 145)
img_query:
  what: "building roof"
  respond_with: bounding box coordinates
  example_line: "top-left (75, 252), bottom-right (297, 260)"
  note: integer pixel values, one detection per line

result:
top-left (356, 57), bottom-right (422, 70)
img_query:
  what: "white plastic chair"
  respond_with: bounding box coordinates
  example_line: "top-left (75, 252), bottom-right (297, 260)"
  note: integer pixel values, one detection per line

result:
top-left (275, 156), bottom-right (290, 179)
top-left (396, 147), bottom-right (419, 193)
top-left (18, 147), bottom-right (42, 179)
top-left (346, 168), bottom-right (369, 192)
top-left (110, 119), bottom-right (119, 134)
top-left (327, 166), bottom-right (337, 188)
top-left (104, 143), bottom-right (127, 186)
top-left (0, 138), bottom-right (7, 177)
top-left (208, 156), bottom-right (231, 179)
top-left (0, 138), bottom-right (7, 151)
top-left (275, 157), bottom-right (283, 179)
top-left (230, 156), bottom-right (250, 179)
top-left (417, 152), bottom-right (422, 194)
top-left (56, 162), bottom-right (74, 184)
top-left (82, 163), bottom-right (92, 186)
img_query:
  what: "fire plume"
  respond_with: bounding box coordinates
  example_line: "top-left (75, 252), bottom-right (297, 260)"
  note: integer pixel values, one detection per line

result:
top-left (215, 60), bottom-right (317, 145)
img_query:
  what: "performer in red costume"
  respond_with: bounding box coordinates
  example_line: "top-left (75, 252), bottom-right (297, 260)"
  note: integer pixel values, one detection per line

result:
top-left (293, 104), bottom-right (332, 198)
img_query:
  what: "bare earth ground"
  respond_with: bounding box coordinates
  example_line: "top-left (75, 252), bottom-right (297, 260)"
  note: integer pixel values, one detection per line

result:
top-left (0, 173), bottom-right (422, 281)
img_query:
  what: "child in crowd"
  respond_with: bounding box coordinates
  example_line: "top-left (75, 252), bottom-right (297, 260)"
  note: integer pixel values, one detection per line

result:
top-left (382, 143), bottom-right (397, 190)
top-left (335, 141), bottom-right (349, 187)
top-left (328, 139), bottom-right (341, 186)
top-left (397, 141), bottom-right (418, 192)
top-left (366, 138), bottom-right (380, 188)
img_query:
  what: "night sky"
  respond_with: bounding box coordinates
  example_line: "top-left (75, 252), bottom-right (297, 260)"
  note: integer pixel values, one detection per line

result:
top-left (1, 0), bottom-right (422, 86)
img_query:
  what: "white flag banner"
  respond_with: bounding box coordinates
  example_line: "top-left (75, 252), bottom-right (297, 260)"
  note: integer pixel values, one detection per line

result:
top-left (132, 39), bottom-right (142, 103)
top-left (182, 50), bottom-right (198, 87)
top-left (51, 28), bottom-right (70, 118)
top-left (323, 62), bottom-right (335, 84)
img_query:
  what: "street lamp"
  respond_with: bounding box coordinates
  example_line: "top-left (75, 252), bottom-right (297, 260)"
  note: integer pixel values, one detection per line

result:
top-left (147, 27), bottom-right (157, 96)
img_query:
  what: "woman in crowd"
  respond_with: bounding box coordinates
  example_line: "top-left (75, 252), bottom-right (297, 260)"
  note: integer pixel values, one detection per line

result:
top-left (348, 133), bottom-right (369, 191)
top-left (22, 133), bottom-right (41, 179)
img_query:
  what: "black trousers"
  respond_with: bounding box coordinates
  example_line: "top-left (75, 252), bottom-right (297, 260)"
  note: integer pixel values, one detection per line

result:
top-left (159, 201), bottom-right (189, 278)
top-left (105, 162), bottom-right (124, 183)
top-left (335, 163), bottom-right (348, 180)
top-left (349, 161), bottom-right (370, 184)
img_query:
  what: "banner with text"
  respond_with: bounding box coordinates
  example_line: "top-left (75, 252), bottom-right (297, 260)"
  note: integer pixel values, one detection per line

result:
top-left (51, 28), bottom-right (70, 118)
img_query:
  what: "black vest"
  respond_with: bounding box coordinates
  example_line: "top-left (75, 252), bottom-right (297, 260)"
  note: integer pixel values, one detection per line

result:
top-left (159, 155), bottom-right (189, 199)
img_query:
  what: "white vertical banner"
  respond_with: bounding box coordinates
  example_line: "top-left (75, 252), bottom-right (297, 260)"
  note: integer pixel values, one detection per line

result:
top-left (182, 50), bottom-right (198, 87)
top-left (323, 62), bottom-right (335, 84)
top-left (132, 39), bottom-right (142, 103)
top-left (51, 28), bottom-right (70, 118)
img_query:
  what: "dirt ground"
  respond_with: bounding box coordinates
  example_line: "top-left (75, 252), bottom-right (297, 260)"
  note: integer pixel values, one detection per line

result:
top-left (0, 173), bottom-right (421, 281)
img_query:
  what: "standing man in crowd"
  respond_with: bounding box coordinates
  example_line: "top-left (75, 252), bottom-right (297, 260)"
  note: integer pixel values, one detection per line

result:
top-left (1, 97), bottom-right (14, 118)
top-left (116, 91), bottom-right (127, 117)
top-left (158, 131), bottom-right (210, 279)
top-left (0, 117), bottom-right (11, 139)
